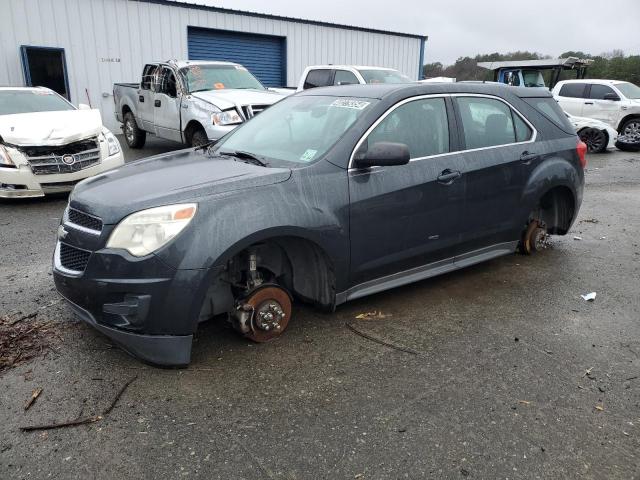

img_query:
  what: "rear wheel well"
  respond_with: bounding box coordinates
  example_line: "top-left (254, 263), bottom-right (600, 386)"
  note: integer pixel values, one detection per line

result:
top-left (122, 104), bottom-right (132, 117)
top-left (534, 186), bottom-right (576, 235)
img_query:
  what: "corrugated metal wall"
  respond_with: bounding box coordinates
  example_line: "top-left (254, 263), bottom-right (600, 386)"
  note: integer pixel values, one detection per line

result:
top-left (0, 0), bottom-right (425, 131)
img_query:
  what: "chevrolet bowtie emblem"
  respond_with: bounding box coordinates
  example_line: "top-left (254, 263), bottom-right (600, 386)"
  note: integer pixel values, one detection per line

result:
top-left (57, 225), bottom-right (68, 240)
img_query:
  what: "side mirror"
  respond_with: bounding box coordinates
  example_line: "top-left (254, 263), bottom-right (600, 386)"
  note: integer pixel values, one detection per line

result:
top-left (78, 103), bottom-right (91, 110)
top-left (355, 142), bottom-right (410, 168)
top-left (603, 92), bottom-right (620, 101)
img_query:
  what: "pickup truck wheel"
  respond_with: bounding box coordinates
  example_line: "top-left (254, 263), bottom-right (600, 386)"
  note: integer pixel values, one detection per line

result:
top-left (190, 129), bottom-right (208, 148)
top-left (238, 286), bottom-right (292, 343)
top-left (621, 118), bottom-right (640, 137)
top-left (579, 128), bottom-right (607, 153)
top-left (123, 112), bottom-right (146, 148)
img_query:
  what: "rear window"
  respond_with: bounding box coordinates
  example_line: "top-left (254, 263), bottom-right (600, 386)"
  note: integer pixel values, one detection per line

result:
top-left (304, 69), bottom-right (333, 89)
top-left (558, 83), bottom-right (586, 98)
top-left (523, 97), bottom-right (574, 132)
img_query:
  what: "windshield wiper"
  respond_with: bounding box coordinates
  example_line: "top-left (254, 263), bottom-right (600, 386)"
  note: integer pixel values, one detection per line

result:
top-left (220, 150), bottom-right (268, 167)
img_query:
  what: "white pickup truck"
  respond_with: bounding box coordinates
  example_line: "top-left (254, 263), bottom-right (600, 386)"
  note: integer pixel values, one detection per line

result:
top-left (113, 60), bottom-right (287, 148)
top-left (296, 65), bottom-right (413, 92)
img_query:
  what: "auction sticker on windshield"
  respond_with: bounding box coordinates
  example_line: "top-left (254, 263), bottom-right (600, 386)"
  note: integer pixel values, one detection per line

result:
top-left (300, 149), bottom-right (318, 161)
top-left (331, 99), bottom-right (371, 110)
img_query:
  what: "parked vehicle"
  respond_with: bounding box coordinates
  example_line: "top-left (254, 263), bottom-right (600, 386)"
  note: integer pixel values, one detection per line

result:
top-left (478, 57), bottom-right (592, 90)
top-left (113, 60), bottom-right (286, 149)
top-left (54, 82), bottom-right (585, 366)
top-left (552, 79), bottom-right (640, 135)
top-left (0, 87), bottom-right (123, 199)
top-left (566, 113), bottom-right (617, 153)
top-left (296, 65), bottom-right (412, 91)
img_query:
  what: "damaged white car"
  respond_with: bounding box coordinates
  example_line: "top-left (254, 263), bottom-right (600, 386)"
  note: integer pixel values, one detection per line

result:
top-left (0, 87), bottom-right (124, 199)
top-left (566, 112), bottom-right (618, 153)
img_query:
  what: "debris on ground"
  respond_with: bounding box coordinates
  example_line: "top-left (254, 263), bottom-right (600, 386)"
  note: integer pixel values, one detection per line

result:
top-left (20, 375), bottom-right (137, 432)
top-left (583, 367), bottom-right (594, 378)
top-left (345, 322), bottom-right (418, 355)
top-left (581, 218), bottom-right (599, 224)
top-left (581, 292), bottom-right (597, 301)
top-left (518, 400), bottom-right (531, 405)
top-left (355, 311), bottom-right (392, 320)
top-left (0, 312), bottom-right (60, 373)
top-left (24, 388), bottom-right (43, 411)
top-left (573, 236), bottom-right (583, 241)
top-left (595, 404), bottom-right (604, 412)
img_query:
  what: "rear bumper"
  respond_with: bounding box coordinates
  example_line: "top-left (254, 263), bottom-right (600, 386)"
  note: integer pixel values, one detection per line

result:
top-left (59, 291), bottom-right (193, 367)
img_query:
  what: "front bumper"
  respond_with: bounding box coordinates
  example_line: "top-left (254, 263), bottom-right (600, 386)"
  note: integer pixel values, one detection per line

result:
top-left (0, 151), bottom-right (124, 199)
top-left (203, 123), bottom-right (236, 141)
top-left (52, 232), bottom-right (211, 366)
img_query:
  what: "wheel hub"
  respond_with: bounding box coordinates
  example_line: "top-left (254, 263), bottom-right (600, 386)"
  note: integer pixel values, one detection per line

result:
top-left (624, 121), bottom-right (640, 137)
top-left (235, 286), bottom-right (292, 342)
top-left (255, 301), bottom-right (286, 332)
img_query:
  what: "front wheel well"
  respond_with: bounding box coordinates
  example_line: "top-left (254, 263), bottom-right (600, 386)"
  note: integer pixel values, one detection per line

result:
top-left (534, 186), bottom-right (576, 235)
top-left (184, 120), bottom-right (206, 144)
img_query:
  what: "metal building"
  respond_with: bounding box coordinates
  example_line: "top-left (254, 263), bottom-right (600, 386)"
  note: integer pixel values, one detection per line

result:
top-left (0, 0), bottom-right (427, 131)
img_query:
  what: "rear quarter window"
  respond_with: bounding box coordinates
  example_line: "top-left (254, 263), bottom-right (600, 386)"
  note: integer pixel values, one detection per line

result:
top-left (304, 69), bottom-right (333, 89)
top-left (523, 97), bottom-right (575, 133)
top-left (558, 83), bottom-right (586, 98)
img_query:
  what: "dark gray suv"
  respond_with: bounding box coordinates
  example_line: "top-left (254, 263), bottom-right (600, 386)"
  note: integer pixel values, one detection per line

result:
top-left (53, 82), bottom-right (586, 366)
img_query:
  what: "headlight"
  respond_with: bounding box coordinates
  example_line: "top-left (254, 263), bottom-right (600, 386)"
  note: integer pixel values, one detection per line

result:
top-left (106, 203), bottom-right (197, 257)
top-left (0, 145), bottom-right (16, 168)
top-left (212, 109), bottom-right (243, 126)
top-left (105, 131), bottom-right (121, 156)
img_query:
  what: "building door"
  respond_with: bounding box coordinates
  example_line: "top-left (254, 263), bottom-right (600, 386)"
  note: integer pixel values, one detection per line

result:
top-left (20, 46), bottom-right (70, 100)
top-left (188, 27), bottom-right (286, 87)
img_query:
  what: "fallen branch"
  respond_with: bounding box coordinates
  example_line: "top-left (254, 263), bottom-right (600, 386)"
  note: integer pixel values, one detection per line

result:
top-left (24, 388), bottom-right (43, 411)
top-left (20, 375), bottom-right (137, 432)
top-left (345, 322), bottom-right (418, 355)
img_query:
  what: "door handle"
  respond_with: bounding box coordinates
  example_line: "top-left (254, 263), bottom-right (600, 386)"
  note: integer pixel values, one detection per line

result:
top-left (520, 151), bottom-right (537, 165)
top-left (139, 95), bottom-right (144, 102)
top-left (584, 101), bottom-right (594, 105)
top-left (437, 169), bottom-right (461, 184)
top-left (154, 99), bottom-right (161, 107)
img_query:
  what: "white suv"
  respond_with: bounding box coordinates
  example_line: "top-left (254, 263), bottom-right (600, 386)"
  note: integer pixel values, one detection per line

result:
top-left (552, 79), bottom-right (640, 136)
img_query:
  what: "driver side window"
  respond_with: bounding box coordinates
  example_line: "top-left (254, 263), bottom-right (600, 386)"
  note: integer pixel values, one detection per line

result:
top-left (366, 98), bottom-right (450, 159)
top-left (157, 67), bottom-right (177, 97)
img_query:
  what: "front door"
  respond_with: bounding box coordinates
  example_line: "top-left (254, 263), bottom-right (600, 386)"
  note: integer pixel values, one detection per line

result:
top-left (349, 96), bottom-right (467, 286)
top-left (138, 64), bottom-right (158, 132)
top-left (153, 67), bottom-right (183, 143)
top-left (584, 84), bottom-right (621, 127)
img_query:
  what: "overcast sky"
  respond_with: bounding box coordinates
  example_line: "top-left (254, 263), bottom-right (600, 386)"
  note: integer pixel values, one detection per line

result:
top-left (186, 0), bottom-right (640, 65)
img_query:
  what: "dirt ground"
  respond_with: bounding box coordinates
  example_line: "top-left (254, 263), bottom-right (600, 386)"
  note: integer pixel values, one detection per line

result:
top-left (1, 140), bottom-right (639, 479)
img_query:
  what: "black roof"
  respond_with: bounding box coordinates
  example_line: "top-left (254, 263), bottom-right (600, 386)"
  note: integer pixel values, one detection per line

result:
top-left (298, 82), bottom-right (553, 100)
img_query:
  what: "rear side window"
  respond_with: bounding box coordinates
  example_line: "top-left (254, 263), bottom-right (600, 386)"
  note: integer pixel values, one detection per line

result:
top-left (558, 83), bottom-right (586, 98)
top-left (456, 97), bottom-right (524, 149)
top-left (334, 70), bottom-right (359, 86)
top-left (304, 69), bottom-right (333, 89)
top-left (141, 65), bottom-right (158, 90)
top-left (366, 98), bottom-right (449, 159)
top-left (589, 84), bottom-right (616, 100)
top-left (523, 97), bottom-right (574, 132)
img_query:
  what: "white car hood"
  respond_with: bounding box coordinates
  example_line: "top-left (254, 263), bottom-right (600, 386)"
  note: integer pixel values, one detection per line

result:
top-left (0, 109), bottom-right (103, 146)
top-left (191, 89), bottom-right (284, 110)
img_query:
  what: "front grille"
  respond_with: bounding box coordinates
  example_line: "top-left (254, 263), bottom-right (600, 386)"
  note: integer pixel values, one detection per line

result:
top-left (242, 104), bottom-right (269, 120)
top-left (22, 137), bottom-right (101, 175)
top-left (66, 208), bottom-right (103, 233)
top-left (59, 243), bottom-right (91, 273)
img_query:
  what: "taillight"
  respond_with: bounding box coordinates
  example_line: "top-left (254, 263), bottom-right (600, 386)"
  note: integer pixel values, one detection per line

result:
top-left (577, 139), bottom-right (587, 169)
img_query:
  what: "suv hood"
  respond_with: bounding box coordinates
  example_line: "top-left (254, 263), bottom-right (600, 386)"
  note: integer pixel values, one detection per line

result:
top-left (191, 89), bottom-right (284, 110)
top-left (0, 109), bottom-right (103, 146)
top-left (70, 149), bottom-right (291, 224)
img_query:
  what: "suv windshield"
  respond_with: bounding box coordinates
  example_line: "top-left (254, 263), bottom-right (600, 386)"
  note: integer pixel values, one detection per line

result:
top-left (616, 82), bottom-right (640, 99)
top-left (0, 90), bottom-right (74, 115)
top-left (522, 70), bottom-right (545, 88)
top-left (358, 69), bottom-right (412, 84)
top-left (214, 96), bottom-right (377, 165)
top-left (181, 64), bottom-right (265, 93)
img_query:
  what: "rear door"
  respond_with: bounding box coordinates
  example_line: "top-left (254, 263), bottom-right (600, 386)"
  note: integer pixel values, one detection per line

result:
top-left (138, 64), bottom-right (158, 131)
top-left (153, 66), bottom-right (183, 143)
top-left (555, 82), bottom-right (587, 116)
top-left (452, 95), bottom-right (535, 254)
top-left (349, 96), bottom-right (468, 286)
top-left (584, 84), bottom-right (620, 127)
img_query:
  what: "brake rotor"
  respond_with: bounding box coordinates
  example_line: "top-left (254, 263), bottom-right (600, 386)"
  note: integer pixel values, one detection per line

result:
top-left (522, 220), bottom-right (547, 254)
top-left (243, 286), bottom-right (292, 343)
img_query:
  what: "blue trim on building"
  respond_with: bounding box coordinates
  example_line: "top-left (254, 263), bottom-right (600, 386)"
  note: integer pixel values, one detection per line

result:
top-left (418, 38), bottom-right (426, 79)
top-left (132, 0), bottom-right (426, 40)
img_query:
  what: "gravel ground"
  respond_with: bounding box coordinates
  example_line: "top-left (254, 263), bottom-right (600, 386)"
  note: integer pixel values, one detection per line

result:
top-left (0, 138), bottom-right (639, 479)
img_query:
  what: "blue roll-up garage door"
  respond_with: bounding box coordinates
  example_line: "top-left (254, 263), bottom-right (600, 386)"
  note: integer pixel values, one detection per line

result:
top-left (188, 27), bottom-right (285, 87)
